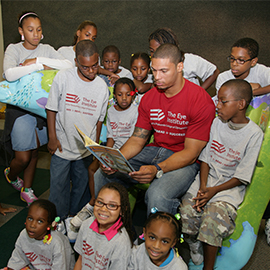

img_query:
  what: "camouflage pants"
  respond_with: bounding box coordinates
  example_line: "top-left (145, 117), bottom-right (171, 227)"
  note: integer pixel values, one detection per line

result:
top-left (180, 193), bottom-right (237, 247)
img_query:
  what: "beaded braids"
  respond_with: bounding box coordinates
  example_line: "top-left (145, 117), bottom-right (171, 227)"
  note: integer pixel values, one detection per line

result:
top-left (145, 211), bottom-right (181, 240)
top-left (18, 11), bottom-right (40, 27)
top-left (29, 199), bottom-right (57, 224)
top-left (72, 20), bottom-right (97, 46)
top-left (98, 182), bottom-right (134, 247)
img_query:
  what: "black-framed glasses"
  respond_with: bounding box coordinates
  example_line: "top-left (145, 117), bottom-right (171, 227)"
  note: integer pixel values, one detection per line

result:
top-left (94, 200), bottom-right (121, 211)
top-left (215, 99), bottom-right (241, 106)
top-left (227, 56), bottom-right (253, 65)
top-left (76, 59), bottom-right (99, 71)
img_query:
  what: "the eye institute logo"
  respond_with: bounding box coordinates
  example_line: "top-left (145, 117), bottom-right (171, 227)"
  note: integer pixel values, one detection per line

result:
top-left (150, 109), bottom-right (165, 121)
top-left (211, 140), bottom-right (226, 153)
top-left (66, 93), bottom-right (80, 104)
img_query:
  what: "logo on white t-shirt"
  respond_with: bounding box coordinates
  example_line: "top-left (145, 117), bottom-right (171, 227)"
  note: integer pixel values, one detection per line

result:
top-left (25, 252), bottom-right (38, 262)
top-left (110, 122), bottom-right (118, 130)
top-left (82, 240), bottom-right (95, 256)
top-left (150, 109), bottom-right (165, 121)
top-left (211, 140), bottom-right (226, 153)
top-left (66, 93), bottom-right (80, 104)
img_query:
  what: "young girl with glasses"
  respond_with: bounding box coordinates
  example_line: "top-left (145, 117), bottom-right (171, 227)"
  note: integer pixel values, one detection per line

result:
top-left (74, 182), bottom-right (133, 270)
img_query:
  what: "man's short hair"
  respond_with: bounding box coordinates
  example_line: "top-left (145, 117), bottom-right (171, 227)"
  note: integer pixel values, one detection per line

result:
top-left (152, 43), bottom-right (183, 65)
top-left (232, 38), bottom-right (259, 59)
top-left (76, 40), bottom-right (98, 58)
top-left (221, 79), bottom-right (253, 107)
top-left (102, 45), bottom-right (120, 59)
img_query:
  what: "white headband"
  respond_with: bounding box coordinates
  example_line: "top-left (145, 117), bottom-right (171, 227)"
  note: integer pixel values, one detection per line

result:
top-left (19, 12), bottom-right (39, 24)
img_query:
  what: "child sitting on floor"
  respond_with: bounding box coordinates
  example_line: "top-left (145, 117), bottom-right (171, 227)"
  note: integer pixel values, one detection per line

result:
top-left (74, 182), bottom-right (133, 270)
top-left (7, 199), bottom-right (75, 269)
top-left (128, 211), bottom-right (187, 269)
top-left (180, 79), bottom-right (264, 269)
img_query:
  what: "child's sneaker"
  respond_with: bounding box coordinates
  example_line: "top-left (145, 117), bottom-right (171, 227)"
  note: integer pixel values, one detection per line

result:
top-left (265, 218), bottom-right (270, 245)
top-left (71, 203), bottom-right (94, 229)
top-left (65, 217), bottom-right (78, 243)
top-left (185, 237), bottom-right (204, 265)
top-left (20, 187), bottom-right (38, 206)
top-left (4, 167), bottom-right (24, 191)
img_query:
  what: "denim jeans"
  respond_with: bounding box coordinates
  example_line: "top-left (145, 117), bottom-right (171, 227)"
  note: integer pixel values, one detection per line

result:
top-left (94, 146), bottom-right (200, 215)
top-left (49, 154), bottom-right (93, 219)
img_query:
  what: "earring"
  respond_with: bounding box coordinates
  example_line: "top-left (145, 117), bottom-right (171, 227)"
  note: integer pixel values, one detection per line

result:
top-left (21, 35), bottom-right (24, 41)
top-left (41, 34), bottom-right (44, 40)
top-left (47, 227), bottom-right (50, 231)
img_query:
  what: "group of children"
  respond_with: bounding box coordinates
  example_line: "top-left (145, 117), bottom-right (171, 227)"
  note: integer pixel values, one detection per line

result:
top-left (1, 9), bottom-right (269, 270)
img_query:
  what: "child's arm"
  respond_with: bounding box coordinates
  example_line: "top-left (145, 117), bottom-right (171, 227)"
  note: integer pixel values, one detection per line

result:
top-left (193, 177), bottom-right (242, 210)
top-left (73, 255), bottom-right (82, 270)
top-left (98, 66), bottom-right (120, 85)
top-left (133, 79), bottom-right (153, 94)
top-left (193, 161), bottom-right (210, 212)
top-left (95, 121), bottom-right (103, 144)
top-left (46, 109), bottom-right (62, 155)
top-left (106, 138), bottom-right (115, 148)
top-left (251, 84), bottom-right (270, 96)
top-left (0, 204), bottom-right (17, 216)
top-left (200, 68), bottom-right (220, 90)
top-left (88, 159), bottom-right (99, 205)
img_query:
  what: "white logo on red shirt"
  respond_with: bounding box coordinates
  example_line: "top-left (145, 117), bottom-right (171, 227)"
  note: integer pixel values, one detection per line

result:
top-left (211, 140), bottom-right (226, 153)
top-left (82, 240), bottom-right (95, 256)
top-left (25, 252), bottom-right (38, 262)
top-left (66, 93), bottom-right (80, 104)
top-left (150, 109), bottom-right (165, 121)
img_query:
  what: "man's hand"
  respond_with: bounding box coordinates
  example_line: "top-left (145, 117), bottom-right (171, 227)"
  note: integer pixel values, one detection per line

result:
top-left (129, 165), bottom-right (157, 184)
top-left (47, 138), bottom-right (62, 155)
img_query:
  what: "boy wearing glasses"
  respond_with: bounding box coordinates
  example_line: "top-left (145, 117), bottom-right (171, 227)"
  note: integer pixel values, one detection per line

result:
top-left (46, 40), bottom-right (109, 231)
top-left (180, 79), bottom-right (263, 269)
top-left (216, 38), bottom-right (270, 96)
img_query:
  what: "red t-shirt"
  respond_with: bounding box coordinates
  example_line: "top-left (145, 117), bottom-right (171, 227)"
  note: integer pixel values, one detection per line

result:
top-left (136, 80), bottom-right (215, 152)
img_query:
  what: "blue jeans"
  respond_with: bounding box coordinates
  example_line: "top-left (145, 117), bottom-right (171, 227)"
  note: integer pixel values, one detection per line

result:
top-left (49, 154), bottom-right (93, 219)
top-left (94, 146), bottom-right (200, 215)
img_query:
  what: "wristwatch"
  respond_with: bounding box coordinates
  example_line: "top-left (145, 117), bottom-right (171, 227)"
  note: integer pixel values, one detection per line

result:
top-left (154, 164), bottom-right (164, 179)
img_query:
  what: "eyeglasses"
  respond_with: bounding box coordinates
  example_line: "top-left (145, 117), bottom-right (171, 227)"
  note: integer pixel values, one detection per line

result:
top-left (76, 59), bottom-right (99, 71)
top-left (215, 99), bottom-right (240, 106)
top-left (94, 200), bottom-right (121, 211)
top-left (227, 56), bottom-right (253, 65)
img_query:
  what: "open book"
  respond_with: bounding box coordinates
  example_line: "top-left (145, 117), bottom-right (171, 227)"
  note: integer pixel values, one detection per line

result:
top-left (75, 125), bottom-right (135, 174)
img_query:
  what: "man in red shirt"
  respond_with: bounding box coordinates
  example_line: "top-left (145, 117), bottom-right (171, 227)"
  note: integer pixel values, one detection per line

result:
top-left (95, 44), bottom-right (215, 215)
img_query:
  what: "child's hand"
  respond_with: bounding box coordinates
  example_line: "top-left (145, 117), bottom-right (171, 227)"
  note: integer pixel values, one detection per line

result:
top-left (109, 74), bottom-right (120, 85)
top-left (47, 138), bottom-right (62, 155)
top-left (0, 206), bottom-right (17, 216)
top-left (21, 58), bottom-right (37, 66)
top-left (193, 187), bottom-right (217, 211)
top-left (100, 163), bottom-right (117, 175)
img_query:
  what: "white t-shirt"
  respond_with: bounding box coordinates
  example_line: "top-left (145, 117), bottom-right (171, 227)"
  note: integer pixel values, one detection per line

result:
top-left (215, 63), bottom-right (270, 94)
top-left (187, 117), bottom-right (263, 209)
top-left (57, 45), bottom-right (75, 65)
top-left (45, 67), bottom-right (109, 160)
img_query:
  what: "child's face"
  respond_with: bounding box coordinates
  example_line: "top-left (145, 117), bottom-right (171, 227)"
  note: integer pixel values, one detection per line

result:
top-left (102, 52), bottom-right (121, 74)
top-left (143, 220), bottom-right (177, 266)
top-left (216, 85), bottom-right (241, 122)
top-left (25, 205), bottom-right (50, 240)
top-left (114, 83), bottom-right (134, 111)
top-left (131, 58), bottom-right (149, 82)
top-left (229, 47), bottom-right (257, 80)
top-left (94, 188), bottom-right (121, 233)
top-left (149, 39), bottom-right (160, 58)
top-left (76, 25), bottom-right (97, 43)
top-left (75, 53), bottom-right (99, 82)
top-left (19, 17), bottom-right (42, 50)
